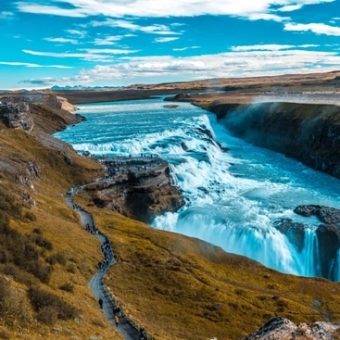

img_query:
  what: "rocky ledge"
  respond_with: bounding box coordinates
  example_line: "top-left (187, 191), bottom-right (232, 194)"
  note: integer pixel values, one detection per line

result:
top-left (0, 94), bottom-right (84, 133)
top-left (203, 101), bottom-right (340, 180)
top-left (82, 155), bottom-right (184, 224)
top-left (274, 205), bottom-right (340, 280)
top-left (0, 100), bottom-right (33, 131)
top-left (243, 316), bottom-right (340, 340)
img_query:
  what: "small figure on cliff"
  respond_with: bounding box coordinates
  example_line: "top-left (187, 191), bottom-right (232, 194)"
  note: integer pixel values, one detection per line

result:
top-left (113, 306), bottom-right (121, 316)
top-left (140, 327), bottom-right (147, 339)
top-left (114, 315), bottom-right (120, 327)
top-left (98, 298), bottom-right (103, 309)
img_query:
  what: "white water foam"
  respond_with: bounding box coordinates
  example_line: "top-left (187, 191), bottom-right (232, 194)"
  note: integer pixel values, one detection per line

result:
top-left (55, 98), bottom-right (340, 280)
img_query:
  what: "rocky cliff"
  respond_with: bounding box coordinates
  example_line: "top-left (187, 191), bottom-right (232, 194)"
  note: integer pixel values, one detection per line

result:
top-left (243, 316), bottom-right (340, 340)
top-left (0, 93), bottom-right (119, 339)
top-left (0, 93), bottom-right (83, 134)
top-left (82, 156), bottom-right (184, 224)
top-left (0, 101), bottom-right (33, 131)
top-left (274, 204), bottom-right (340, 280)
top-left (205, 101), bottom-right (340, 179)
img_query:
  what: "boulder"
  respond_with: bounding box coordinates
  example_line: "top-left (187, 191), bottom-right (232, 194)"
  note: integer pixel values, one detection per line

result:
top-left (16, 160), bottom-right (41, 189)
top-left (294, 205), bottom-right (340, 224)
top-left (316, 224), bottom-right (340, 280)
top-left (243, 316), bottom-right (340, 340)
top-left (294, 205), bottom-right (320, 217)
top-left (273, 218), bottom-right (306, 252)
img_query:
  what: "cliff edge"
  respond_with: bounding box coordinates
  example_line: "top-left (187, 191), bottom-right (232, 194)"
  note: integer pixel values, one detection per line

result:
top-left (201, 100), bottom-right (340, 180)
top-left (81, 156), bottom-right (184, 224)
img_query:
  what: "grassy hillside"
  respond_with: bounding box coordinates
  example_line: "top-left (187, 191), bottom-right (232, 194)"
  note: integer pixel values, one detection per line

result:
top-left (2, 90), bottom-right (340, 340)
top-left (73, 193), bottom-right (340, 340)
top-left (0, 109), bottom-right (124, 339)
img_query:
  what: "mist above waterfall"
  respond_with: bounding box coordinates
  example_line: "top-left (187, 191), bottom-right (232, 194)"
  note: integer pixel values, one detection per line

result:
top-left (55, 97), bottom-right (340, 280)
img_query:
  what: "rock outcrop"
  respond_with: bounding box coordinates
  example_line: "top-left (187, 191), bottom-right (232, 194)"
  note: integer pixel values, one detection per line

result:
top-left (0, 93), bottom-right (80, 132)
top-left (16, 160), bottom-right (42, 189)
top-left (273, 218), bottom-right (306, 252)
top-left (56, 96), bottom-right (77, 112)
top-left (202, 101), bottom-right (340, 179)
top-left (274, 205), bottom-right (340, 280)
top-left (295, 205), bottom-right (340, 224)
top-left (316, 224), bottom-right (340, 278)
top-left (243, 316), bottom-right (340, 340)
top-left (0, 101), bottom-right (33, 131)
top-left (83, 156), bottom-right (184, 224)
top-left (294, 205), bottom-right (340, 279)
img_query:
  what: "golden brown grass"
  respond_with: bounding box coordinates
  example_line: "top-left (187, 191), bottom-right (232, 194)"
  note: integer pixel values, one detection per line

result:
top-left (3, 87), bottom-right (340, 340)
top-left (73, 199), bottom-right (340, 340)
top-left (0, 117), bottom-right (123, 339)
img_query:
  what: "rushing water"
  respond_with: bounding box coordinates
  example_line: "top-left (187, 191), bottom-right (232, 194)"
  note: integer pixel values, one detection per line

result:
top-left (54, 97), bottom-right (340, 280)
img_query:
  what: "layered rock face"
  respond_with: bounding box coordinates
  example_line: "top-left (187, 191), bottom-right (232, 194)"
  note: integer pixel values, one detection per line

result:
top-left (0, 101), bottom-right (33, 131)
top-left (207, 102), bottom-right (340, 179)
top-left (0, 94), bottom-right (80, 132)
top-left (243, 316), bottom-right (340, 340)
top-left (274, 205), bottom-right (340, 279)
top-left (83, 156), bottom-right (184, 224)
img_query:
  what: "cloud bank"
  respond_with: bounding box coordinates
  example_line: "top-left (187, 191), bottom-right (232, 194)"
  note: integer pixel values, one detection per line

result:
top-left (17, 0), bottom-right (335, 21)
top-left (22, 48), bottom-right (340, 86)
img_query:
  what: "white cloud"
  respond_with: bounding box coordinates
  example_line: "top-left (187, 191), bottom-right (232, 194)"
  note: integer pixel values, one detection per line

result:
top-left (81, 48), bottom-right (140, 54)
top-left (22, 48), bottom-right (140, 62)
top-left (0, 11), bottom-right (15, 19)
top-left (65, 29), bottom-right (87, 38)
top-left (171, 23), bottom-right (186, 27)
top-left (91, 19), bottom-right (180, 35)
top-left (32, 48), bottom-right (340, 85)
top-left (284, 22), bottom-right (340, 35)
top-left (277, 4), bottom-right (303, 11)
top-left (173, 46), bottom-right (200, 51)
top-left (0, 61), bottom-right (72, 68)
top-left (154, 37), bottom-right (179, 43)
top-left (94, 36), bottom-right (123, 45)
top-left (247, 13), bottom-right (289, 22)
top-left (20, 77), bottom-right (73, 86)
top-left (231, 44), bottom-right (319, 51)
top-left (231, 44), bottom-right (294, 51)
top-left (44, 37), bottom-right (78, 44)
top-left (16, 0), bottom-right (336, 22)
top-left (16, 2), bottom-right (87, 17)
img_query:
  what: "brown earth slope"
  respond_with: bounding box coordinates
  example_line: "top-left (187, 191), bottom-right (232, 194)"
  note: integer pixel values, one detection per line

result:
top-left (73, 196), bottom-right (340, 340)
top-left (0, 96), bottom-right (125, 339)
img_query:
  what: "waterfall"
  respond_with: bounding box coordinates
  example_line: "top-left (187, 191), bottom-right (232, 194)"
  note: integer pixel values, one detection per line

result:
top-left (55, 98), bottom-right (340, 281)
top-left (334, 249), bottom-right (340, 281)
top-left (298, 228), bottom-right (321, 277)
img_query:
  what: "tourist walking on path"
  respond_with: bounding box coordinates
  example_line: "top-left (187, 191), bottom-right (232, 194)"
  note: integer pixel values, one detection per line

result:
top-left (66, 187), bottom-right (143, 340)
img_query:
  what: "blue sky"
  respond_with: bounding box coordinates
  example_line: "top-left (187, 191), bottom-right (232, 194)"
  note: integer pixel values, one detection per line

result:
top-left (1, 0), bottom-right (340, 89)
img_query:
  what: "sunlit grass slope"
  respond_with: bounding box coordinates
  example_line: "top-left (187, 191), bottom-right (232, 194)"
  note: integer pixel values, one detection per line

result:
top-left (75, 197), bottom-right (340, 340)
top-left (0, 114), bottom-right (123, 339)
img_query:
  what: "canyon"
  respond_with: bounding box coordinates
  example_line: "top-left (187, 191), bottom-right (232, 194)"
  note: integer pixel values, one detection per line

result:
top-left (2, 71), bottom-right (340, 339)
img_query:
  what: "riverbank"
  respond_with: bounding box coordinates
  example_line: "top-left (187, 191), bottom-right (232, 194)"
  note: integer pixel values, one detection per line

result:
top-left (63, 96), bottom-right (340, 339)
top-left (3, 82), bottom-right (340, 339)
top-left (162, 88), bottom-right (340, 181)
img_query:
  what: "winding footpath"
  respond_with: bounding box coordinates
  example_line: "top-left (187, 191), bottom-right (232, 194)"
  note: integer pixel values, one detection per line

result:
top-left (66, 188), bottom-right (144, 340)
